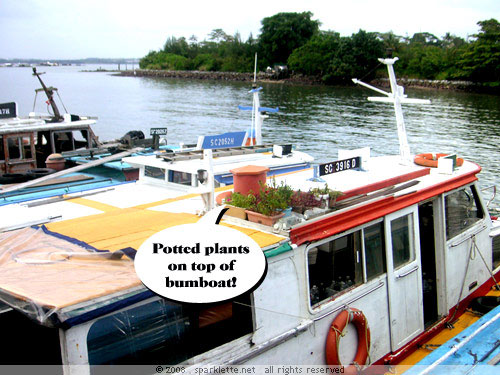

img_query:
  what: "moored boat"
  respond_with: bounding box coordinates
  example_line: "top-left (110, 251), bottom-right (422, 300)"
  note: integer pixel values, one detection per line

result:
top-left (0, 68), bottom-right (312, 207)
top-left (0, 58), bottom-right (499, 374)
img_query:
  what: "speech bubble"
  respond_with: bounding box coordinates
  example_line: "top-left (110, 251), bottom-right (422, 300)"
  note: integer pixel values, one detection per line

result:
top-left (134, 208), bottom-right (267, 303)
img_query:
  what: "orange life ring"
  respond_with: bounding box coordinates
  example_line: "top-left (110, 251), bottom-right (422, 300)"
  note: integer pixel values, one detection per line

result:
top-left (414, 153), bottom-right (464, 168)
top-left (325, 308), bottom-right (370, 374)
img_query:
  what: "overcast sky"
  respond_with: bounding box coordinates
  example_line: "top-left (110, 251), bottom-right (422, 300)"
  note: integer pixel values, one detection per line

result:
top-left (1, 0), bottom-right (499, 60)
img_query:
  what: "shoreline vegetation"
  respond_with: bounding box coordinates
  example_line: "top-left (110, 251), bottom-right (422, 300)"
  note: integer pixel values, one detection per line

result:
top-left (118, 69), bottom-right (497, 94)
top-left (137, 12), bottom-right (500, 95)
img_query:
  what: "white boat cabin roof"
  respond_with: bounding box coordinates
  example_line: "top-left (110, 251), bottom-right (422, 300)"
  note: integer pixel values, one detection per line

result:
top-left (276, 154), bottom-right (478, 198)
top-left (123, 148), bottom-right (314, 175)
top-left (0, 114), bottom-right (96, 135)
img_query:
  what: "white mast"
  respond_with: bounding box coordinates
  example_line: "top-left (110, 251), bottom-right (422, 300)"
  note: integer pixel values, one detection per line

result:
top-left (238, 53), bottom-right (278, 146)
top-left (353, 57), bottom-right (430, 163)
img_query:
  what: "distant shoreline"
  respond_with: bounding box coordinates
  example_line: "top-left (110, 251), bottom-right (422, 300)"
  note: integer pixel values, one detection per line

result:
top-left (117, 69), bottom-right (498, 94)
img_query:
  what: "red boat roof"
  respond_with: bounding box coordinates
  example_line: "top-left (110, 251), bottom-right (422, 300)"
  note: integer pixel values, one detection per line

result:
top-left (271, 155), bottom-right (481, 245)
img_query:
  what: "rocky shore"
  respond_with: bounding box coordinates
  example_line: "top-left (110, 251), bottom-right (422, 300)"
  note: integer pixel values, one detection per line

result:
top-left (119, 69), bottom-right (496, 93)
top-left (371, 78), bottom-right (497, 94)
top-left (118, 69), bottom-right (323, 85)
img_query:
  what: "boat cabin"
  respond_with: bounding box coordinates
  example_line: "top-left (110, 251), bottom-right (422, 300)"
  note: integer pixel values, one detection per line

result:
top-left (123, 144), bottom-right (314, 190)
top-left (0, 110), bottom-right (99, 174)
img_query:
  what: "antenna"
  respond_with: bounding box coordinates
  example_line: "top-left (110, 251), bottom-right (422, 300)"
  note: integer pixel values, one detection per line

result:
top-left (253, 52), bottom-right (257, 85)
top-left (352, 57), bottom-right (430, 163)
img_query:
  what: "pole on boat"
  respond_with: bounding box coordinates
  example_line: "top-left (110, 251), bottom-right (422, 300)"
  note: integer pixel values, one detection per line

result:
top-left (251, 53), bottom-right (260, 146)
top-left (198, 149), bottom-right (215, 213)
top-left (352, 57), bottom-right (430, 164)
top-left (238, 53), bottom-right (279, 146)
top-left (32, 67), bottom-right (63, 122)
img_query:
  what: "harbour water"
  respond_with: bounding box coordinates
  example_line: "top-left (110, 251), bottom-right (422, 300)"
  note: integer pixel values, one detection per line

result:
top-left (1, 64), bottom-right (500, 204)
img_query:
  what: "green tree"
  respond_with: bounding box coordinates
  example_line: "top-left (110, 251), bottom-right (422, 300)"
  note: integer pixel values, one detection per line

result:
top-left (288, 31), bottom-right (341, 77)
top-left (376, 31), bottom-right (405, 54)
top-left (326, 30), bottom-right (384, 84)
top-left (163, 36), bottom-right (190, 57)
top-left (258, 12), bottom-right (320, 67)
top-left (458, 19), bottom-right (500, 83)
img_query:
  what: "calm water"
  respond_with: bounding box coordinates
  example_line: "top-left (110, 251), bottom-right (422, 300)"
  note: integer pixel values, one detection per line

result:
top-left (2, 64), bottom-right (500, 204)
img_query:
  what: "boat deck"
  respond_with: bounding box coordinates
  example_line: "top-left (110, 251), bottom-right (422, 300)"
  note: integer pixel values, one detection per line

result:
top-left (0, 180), bottom-right (286, 326)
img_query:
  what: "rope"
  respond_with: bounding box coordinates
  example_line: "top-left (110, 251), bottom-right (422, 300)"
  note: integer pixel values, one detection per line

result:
top-left (332, 308), bottom-right (371, 369)
top-left (359, 61), bottom-right (383, 82)
top-left (32, 91), bottom-right (38, 112)
top-left (55, 90), bottom-right (69, 113)
top-left (472, 236), bottom-right (500, 290)
top-left (448, 235), bottom-right (476, 325)
top-left (331, 325), bottom-right (345, 337)
top-left (233, 301), bottom-right (308, 320)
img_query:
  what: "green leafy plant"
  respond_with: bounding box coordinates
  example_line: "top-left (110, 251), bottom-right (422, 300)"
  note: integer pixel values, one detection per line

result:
top-left (226, 192), bottom-right (256, 209)
top-left (227, 179), bottom-right (293, 217)
top-left (310, 184), bottom-right (343, 207)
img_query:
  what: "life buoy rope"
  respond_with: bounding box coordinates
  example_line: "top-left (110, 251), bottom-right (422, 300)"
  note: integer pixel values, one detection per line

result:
top-left (414, 153), bottom-right (464, 168)
top-left (325, 308), bottom-right (370, 374)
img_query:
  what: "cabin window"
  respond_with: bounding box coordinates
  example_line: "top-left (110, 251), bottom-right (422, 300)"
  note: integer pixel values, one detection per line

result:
top-left (52, 131), bottom-right (75, 152)
top-left (391, 214), bottom-right (415, 269)
top-left (169, 170), bottom-right (192, 186)
top-left (22, 137), bottom-right (32, 159)
top-left (493, 235), bottom-right (500, 270)
top-left (6, 137), bottom-right (21, 159)
top-left (445, 186), bottom-right (484, 240)
top-left (144, 166), bottom-right (166, 180)
top-left (308, 221), bottom-right (385, 307)
top-left (73, 130), bottom-right (90, 149)
top-left (86, 295), bottom-right (253, 367)
top-left (5, 136), bottom-right (32, 160)
top-left (364, 222), bottom-right (386, 279)
top-left (0, 137), bottom-right (4, 161)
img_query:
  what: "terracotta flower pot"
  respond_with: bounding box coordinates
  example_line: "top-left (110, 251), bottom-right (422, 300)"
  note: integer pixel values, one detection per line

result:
top-left (245, 210), bottom-right (285, 226)
top-left (225, 205), bottom-right (247, 220)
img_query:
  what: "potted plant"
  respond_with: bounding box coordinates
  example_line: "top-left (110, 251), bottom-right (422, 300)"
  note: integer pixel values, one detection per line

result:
top-left (226, 179), bottom-right (293, 226)
top-left (290, 190), bottom-right (322, 214)
top-left (311, 184), bottom-right (343, 209)
top-left (327, 189), bottom-right (343, 209)
top-left (224, 192), bottom-right (253, 220)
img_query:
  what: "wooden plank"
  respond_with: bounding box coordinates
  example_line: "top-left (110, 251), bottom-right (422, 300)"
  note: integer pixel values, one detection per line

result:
top-left (29, 174), bottom-right (94, 188)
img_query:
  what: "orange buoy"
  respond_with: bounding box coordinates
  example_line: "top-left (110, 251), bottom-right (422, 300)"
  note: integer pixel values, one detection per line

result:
top-left (414, 153), bottom-right (464, 168)
top-left (325, 308), bottom-right (370, 374)
top-left (45, 153), bottom-right (66, 171)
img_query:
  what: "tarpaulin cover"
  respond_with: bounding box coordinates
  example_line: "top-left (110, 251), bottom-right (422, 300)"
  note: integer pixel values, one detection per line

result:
top-left (0, 200), bottom-right (285, 327)
top-left (0, 226), bottom-right (141, 326)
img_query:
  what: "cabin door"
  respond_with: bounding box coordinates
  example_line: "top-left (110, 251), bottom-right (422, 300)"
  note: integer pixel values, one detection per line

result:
top-left (385, 205), bottom-right (424, 351)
